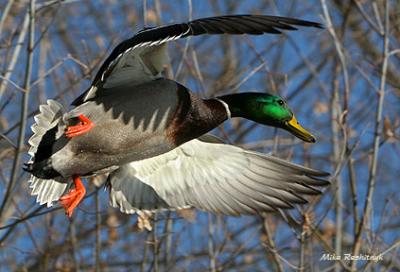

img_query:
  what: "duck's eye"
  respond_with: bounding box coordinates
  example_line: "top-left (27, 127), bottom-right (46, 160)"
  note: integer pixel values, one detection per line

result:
top-left (278, 100), bottom-right (284, 106)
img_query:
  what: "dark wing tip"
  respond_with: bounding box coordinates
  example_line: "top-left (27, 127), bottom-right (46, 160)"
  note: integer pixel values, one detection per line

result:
top-left (310, 176), bottom-right (331, 187)
top-left (305, 19), bottom-right (324, 29)
top-left (304, 21), bottom-right (324, 29)
top-left (314, 170), bottom-right (331, 177)
top-left (23, 162), bottom-right (34, 173)
top-left (233, 14), bottom-right (323, 28)
top-left (269, 15), bottom-right (324, 29)
top-left (305, 171), bottom-right (331, 188)
top-left (321, 171), bottom-right (331, 177)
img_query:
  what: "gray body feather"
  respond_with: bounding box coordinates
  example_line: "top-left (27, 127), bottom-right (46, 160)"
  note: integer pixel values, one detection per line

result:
top-left (52, 80), bottom-right (181, 178)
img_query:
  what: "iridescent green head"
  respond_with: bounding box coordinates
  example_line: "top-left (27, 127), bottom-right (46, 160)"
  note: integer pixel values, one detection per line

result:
top-left (218, 92), bottom-right (316, 143)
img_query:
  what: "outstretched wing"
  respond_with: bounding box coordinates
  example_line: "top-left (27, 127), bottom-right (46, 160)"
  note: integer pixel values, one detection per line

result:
top-left (107, 136), bottom-right (329, 215)
top-left (107, 164), bottom-right (171, 214)
top-left (73, 15), bottom-right (322, 105)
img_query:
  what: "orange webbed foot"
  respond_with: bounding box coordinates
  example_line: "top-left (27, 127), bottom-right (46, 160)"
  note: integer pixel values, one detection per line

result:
top-left (59, 176), bottom-right (86, 217)
top-left (65, 114), bottom-right (94, 138)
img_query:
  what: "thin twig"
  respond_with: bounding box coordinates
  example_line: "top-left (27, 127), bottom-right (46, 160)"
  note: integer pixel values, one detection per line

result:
top-left (262, 216), bottom-right (284, 272)
top-left (351, 1), bottom-right (390, 270)
top-left (352, 0), bottom-right (383, 34)
top-left (0, 0), bottom-right (15, 40)
top-left (164, 212), bottom-right (173, 270)
top-left (95, 190), bottom-right (101, 272)
top-left (0, 13), bottom-right (29, 101)
top-left (70, 219), bottom-right (81, 272)
top-left (152, 212), bottom-right (159, 272)
top-left (208, 213), bottom-right (217, 272)
top-left (175, 0), bottom-right (192, 79)
top-left (0, 132), bottom-right (17, 149)
top-left (0, 0), bottom-right (35, 221)
top-left (320, 2), bottom-right (350, 271)
top-left (0, 76), bottom-right (26, 93)
top-left (143, 0), bottom-right (148, 27)
top-left (140, 231), bottom-right (150, 272)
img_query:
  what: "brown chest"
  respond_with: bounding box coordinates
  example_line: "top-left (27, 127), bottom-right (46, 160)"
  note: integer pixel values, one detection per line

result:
top-left (166, 88), bottom-right (228, 146)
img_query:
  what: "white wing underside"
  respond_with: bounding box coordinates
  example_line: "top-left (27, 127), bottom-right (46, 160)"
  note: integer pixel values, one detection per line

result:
top-left (103, 43), bottom-right (169, 88)
top-left (109, 137), bottom-right (328, 215)
top-left (108, 164), bottom-right (171, 214)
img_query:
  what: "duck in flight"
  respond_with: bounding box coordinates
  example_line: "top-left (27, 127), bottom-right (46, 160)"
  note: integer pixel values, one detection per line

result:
top-left (24, 15), bottom-right (328, 217)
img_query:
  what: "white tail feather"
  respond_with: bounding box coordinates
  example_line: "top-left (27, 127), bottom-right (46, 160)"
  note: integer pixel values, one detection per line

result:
top-left (27, 99), bottom-right (68, 207)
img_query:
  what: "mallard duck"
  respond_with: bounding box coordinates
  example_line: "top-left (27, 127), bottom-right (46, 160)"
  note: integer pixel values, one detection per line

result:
top-left (24, 15), bottom-right (328, 217)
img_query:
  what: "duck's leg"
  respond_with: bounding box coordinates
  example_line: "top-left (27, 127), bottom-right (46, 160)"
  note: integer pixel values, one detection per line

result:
top-left (59, 176), bottom-right (86, 217)
top-left (65, 114), bottom-right (94, 138)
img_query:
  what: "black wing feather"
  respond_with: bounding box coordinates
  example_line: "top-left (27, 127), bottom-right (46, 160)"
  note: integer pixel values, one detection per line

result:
top-left (73, 15), bottom-right (321, 106)
top-left (94, 15), bottom-right (321, 84)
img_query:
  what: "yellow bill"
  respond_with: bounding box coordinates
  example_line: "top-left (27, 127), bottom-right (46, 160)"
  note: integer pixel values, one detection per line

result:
top-left (284, 115), bottom-right (316, 143)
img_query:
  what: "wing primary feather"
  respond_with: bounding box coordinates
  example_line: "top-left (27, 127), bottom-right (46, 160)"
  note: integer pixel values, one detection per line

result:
top-left (240, 171), bottom-right (308, 205)
top-left (224, 177), bottom-right (277, 213)
top-left (198, 184), bottom-right (229, 214)
top-left (233, 177), bottom-right (294, 209)
top-left (80, 14), bottom-right (321, 98)
top-left (210, 181), bottom-right (242, 216)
